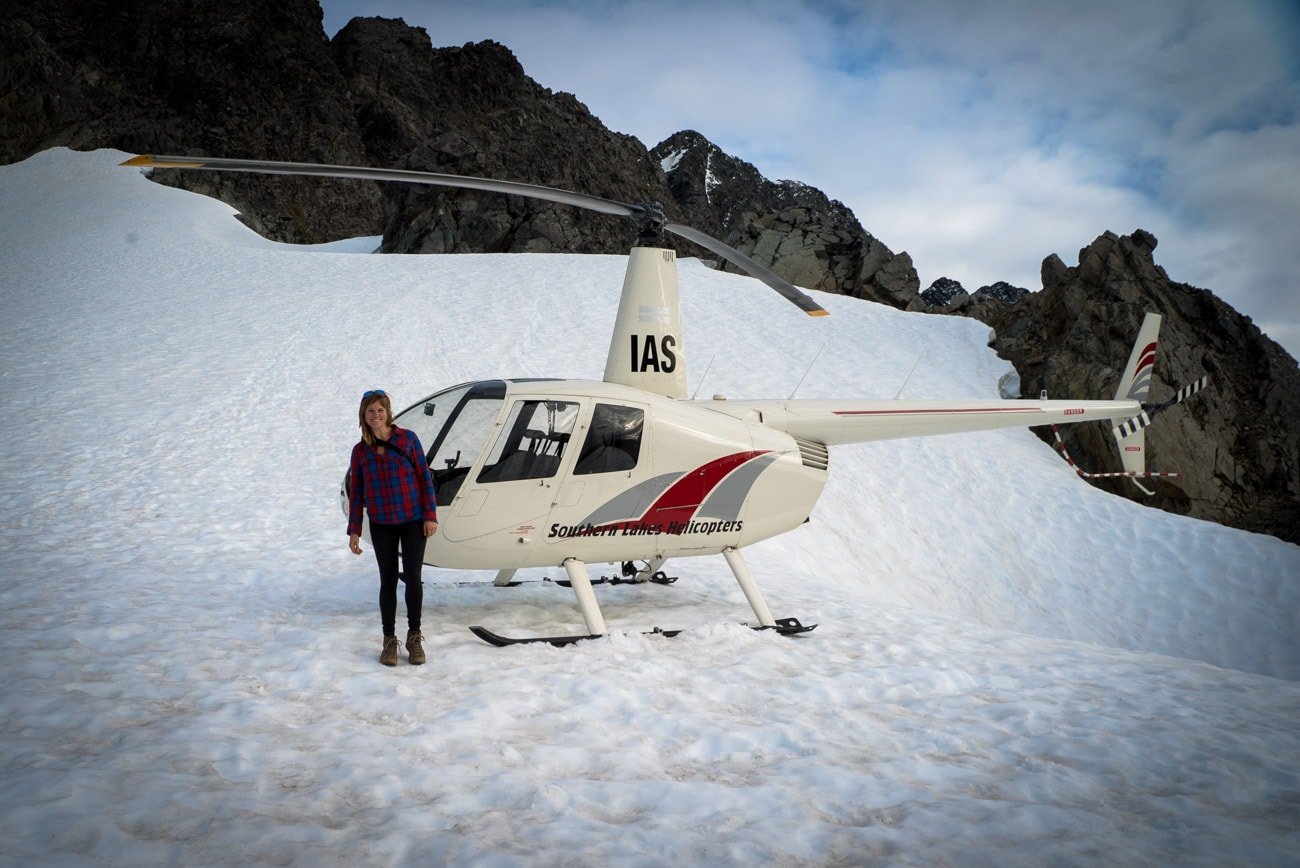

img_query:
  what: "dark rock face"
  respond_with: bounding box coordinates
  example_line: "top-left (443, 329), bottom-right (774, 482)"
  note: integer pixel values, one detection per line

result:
top-left (985, 230), bottom-right (1300, 544)
top-left (651, 131), bottom-right (919, 308)
top-left (329, 26), bottom-right (675, 257)
top-left (910, 276), bottom-right (1028, 323)
top-left (974, 281), bottom-right (1029, 305)
top-left (1, 0), bottom-right (383, 241)
top-left (919, 277), bottom-right (969, 309)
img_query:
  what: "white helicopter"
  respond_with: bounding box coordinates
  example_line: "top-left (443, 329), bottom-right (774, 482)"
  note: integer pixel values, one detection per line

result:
top-left (124, 154), bottom-right (1208, 646)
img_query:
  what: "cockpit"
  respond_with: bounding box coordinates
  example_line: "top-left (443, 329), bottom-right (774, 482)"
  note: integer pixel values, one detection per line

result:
top-left (391, 380), bottom-right (646, 509)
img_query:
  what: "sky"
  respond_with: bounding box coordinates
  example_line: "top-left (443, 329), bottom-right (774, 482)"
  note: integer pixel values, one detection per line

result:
top-left (2, 148), bottom-right (1298, 864)
top-left (319, 0), bottom-right (1300, 359)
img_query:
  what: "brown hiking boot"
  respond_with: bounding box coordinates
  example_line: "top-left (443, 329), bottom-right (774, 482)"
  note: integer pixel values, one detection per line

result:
top-left (380, 635), bottom-right (400, 666)
top-left (406, 629), bottom-right (426, 665)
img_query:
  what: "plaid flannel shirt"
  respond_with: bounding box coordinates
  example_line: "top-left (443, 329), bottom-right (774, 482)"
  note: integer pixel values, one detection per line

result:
top-left (347, 426), bottom-right (438, 536)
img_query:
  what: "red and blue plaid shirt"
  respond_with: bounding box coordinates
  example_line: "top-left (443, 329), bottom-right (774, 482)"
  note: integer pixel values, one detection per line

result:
top-left (347, 426), bottom-right (438, 536)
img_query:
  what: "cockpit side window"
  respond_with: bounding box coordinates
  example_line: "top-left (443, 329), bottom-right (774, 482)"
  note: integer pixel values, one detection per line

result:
top-left (477, 400), bottom-right (579, 483)
top-left (573, 404), bottom-right (644, 475)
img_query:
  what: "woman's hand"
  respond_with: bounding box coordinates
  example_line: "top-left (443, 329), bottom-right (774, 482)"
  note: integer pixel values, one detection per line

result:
top-left (424, 520), bottom-right (438, 538)
top-left (348, 534), bottom-right (362, 555)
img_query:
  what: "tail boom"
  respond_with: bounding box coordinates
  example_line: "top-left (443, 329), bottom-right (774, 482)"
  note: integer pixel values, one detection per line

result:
top-left (705, 398), bottom-right (1142, 446)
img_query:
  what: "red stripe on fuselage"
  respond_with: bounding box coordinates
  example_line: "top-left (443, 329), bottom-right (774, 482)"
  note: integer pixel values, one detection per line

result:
top-left (597, 450), bottom-right (771, 535)
top-left (643, 450), bottom-right (769, 530)
top-left (832, 407), bottom-right (1042, 416)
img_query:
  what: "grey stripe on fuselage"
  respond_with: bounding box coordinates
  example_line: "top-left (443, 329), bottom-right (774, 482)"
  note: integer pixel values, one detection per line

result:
top-left (697, 453), bottom-right (780, 521)
top-left (580, 473), bottom-right (680, 526)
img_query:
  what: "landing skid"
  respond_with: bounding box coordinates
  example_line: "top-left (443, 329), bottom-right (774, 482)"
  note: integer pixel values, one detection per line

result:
top-left (547, 570), bottom-right (678, 588)
top-left (467, 617), bottom-right (815, 647)
top-left (469, 625), bottom-right (682, 647)
top-left (761, 617), bottom-right (818, 636)
top-left (472, 549), bottom-right (812, 647)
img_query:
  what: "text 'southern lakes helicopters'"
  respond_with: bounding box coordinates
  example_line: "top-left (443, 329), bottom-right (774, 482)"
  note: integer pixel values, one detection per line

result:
top-left (124, 154), bottom-right (1208, 646)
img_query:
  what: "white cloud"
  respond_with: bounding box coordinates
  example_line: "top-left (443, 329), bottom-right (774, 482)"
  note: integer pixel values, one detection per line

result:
top-left (320, 0), bottom-right (1300, 357)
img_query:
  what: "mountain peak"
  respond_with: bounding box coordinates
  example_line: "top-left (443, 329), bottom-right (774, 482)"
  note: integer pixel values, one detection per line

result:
top-left (651, 130), bottom-right (918, 306)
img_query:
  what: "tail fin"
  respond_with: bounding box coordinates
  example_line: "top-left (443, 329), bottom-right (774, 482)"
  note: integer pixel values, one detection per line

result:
top-left (603, 247), bottom-right (687, 399)
top-left (1114, 312), bottom-right (1162, 403)
top-left (1110, 313), bottom-right (1163, 494)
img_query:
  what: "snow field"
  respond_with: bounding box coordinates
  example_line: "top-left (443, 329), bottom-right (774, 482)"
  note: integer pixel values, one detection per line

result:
top-left (0, 149), bottom-right (1297, 866)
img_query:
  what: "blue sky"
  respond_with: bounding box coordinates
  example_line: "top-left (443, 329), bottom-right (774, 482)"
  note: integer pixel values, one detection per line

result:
top-left (321, 0), bottom-right (1300, 357)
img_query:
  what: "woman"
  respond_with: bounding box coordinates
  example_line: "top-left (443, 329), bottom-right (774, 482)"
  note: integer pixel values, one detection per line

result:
top-left (347, 389), bottom-right (438, 666)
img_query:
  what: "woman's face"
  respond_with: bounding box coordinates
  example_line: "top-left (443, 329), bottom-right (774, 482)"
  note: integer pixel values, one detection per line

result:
top-left (364, 400), bottom-right (390, 432)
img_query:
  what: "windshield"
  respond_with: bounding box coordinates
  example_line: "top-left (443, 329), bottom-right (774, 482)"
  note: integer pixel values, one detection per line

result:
top-left (394, 381), bottom-right (506, 506)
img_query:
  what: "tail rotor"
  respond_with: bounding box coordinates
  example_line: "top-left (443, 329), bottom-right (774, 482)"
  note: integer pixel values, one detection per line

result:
top-left (1113, 375), bottom-right (1210, 440)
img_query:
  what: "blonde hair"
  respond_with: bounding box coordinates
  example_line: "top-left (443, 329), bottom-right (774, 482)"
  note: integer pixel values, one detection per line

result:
top-left (358, 392), bottom-right (394, 446)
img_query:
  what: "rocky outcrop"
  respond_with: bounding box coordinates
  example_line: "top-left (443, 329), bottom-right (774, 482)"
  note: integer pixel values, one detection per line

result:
top-left (910, 277), bottom-right (1028, 323)
top-left (651, 131), bottom-right (919, 308)
top-left (975, 281), bottom-right (1029, 305)
top-left (918, 277), bottom-right (969, 309)
top-left (985, 230), bottom-right (1300, 544)
top-left (1, 0), bottom-right (383, 241)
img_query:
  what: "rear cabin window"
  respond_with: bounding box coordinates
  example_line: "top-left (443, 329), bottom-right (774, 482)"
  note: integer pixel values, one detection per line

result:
top-left (573, 404), bottom-right (644, 475)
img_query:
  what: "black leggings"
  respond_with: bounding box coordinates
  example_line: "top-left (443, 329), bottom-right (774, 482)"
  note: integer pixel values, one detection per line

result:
top-left (369, 520), bottom-right (427, 636)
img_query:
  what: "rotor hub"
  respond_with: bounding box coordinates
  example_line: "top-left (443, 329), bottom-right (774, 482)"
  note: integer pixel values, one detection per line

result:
top-left (632, 201), bottom-right (666, 247)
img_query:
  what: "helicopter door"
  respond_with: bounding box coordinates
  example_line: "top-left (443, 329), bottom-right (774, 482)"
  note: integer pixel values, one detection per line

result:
top-left (545, 401), bottom-right (651, 552)
top-left (441, 398), bottom-right (580, 543)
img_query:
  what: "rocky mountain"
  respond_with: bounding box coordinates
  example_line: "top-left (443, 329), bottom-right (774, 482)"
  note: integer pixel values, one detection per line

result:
top-left (919, 277), bottom-right (968, 308)
top-left (328, 20), bottom-right (674, 259)
top-left (911, 277), bottom-right (1029, 321)
top-left (909, 238), bottom-right (1298, 545)
top-left (983, 230), bottom-right (1300, 544)
top-left (976, 281), bottom-right (1031, 306)
top-left (651, 131), bottom-right (918, 307)
top-left (2, 0), bottom-right (384, 241)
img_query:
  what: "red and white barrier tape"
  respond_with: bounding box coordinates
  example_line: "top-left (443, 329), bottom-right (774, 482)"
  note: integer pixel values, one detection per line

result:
top-left (1049, 424), bottom-right (1182, 480)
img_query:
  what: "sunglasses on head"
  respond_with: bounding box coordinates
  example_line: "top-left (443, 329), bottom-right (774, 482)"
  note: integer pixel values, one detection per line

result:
top-left (363, 389), bottom-right (386, 398)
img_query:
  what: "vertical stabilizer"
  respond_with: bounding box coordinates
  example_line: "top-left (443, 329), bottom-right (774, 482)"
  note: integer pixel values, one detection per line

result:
top-left (603, 247), bottom-right (687, 399)
top-left (1111, 312), bottom-right (1162, 494)
top-left (1114, 312), bottom-right (1162, 402)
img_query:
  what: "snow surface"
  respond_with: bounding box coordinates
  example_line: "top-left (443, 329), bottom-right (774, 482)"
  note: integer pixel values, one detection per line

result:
top-left (659, 149), bottom-right (686, 175)
top-left (704, 150), bottom-right (721, 202)
top-left (1, 148), bottom-right (1298, 866)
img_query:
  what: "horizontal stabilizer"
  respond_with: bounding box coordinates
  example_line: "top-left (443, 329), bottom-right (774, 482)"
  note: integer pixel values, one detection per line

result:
top-left (1114, 411), bottom-right (1153, 441)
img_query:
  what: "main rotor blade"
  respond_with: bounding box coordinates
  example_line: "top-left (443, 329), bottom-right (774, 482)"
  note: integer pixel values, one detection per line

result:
top-left (665, 221), bottom-right (828, 316)
top-left (121, 154), bottom-right (640, 218)
top-left (122, 154), bottom-right (830, 316)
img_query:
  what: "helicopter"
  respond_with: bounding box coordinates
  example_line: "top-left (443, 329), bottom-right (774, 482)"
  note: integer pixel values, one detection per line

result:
top-left (122, 154), bottom-right (1208, 646)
